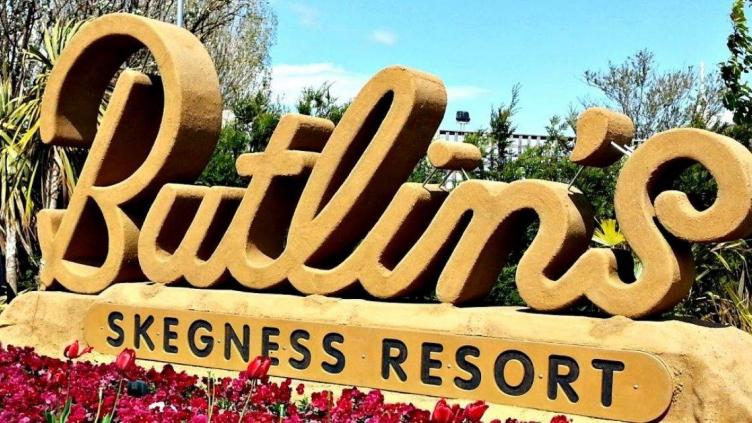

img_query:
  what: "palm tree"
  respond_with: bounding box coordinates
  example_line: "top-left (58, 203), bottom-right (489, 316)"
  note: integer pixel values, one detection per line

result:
top-left (0, 21), bottom-right (84, 296)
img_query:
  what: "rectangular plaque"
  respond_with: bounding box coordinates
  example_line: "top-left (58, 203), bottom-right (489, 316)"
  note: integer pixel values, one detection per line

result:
top-left (84, 303), bottom-right (671, 422)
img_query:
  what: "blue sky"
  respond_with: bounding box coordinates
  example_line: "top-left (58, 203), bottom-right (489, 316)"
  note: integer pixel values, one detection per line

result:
top-left (269, 1), bottom-right (733, 134)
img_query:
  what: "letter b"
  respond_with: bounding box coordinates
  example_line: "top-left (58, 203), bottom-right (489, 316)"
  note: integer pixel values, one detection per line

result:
top-left (37, 14), bottom-right (221, 293)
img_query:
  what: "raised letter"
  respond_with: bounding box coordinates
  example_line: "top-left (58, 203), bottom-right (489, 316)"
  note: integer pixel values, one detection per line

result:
top-left (107, 311), bottom-right (125, 347)
top-left (592, 359), bottom-right (625, 407)
top-left (548, 355), bottom-right (580, 403)
top-left (381, 339), bottom-right (408, 381)
top-left (322, 333), bottom-right (345, 374)
top-left (224, 323), bottom-right (250, 362)
top-left (134, 314), bottom-right (155, 351)
top-left (188, 320), bottom-right (214, 357)
top-left (37, 14), bottom-right (221, 293)
top-left (420, 342), bottom-right (443, 386)
top-left (494, 350), bottom-right (534, 396)
top-left (290, 329), bottom-right (312, 370)
top-left (455, 345), bottom-right (481, 390)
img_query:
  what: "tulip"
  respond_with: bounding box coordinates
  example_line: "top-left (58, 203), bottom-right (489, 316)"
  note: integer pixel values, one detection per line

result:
top-left (239, 355), bottom-right (274, 420)
top-left (115, 348), bottom-right (136, 371)
top-left (431, 399), bottom-right (455, 423)
top-left (246, 355), bottom-right (272, 379)
top-left (463, 400), bottom-right (489, 422)
top-left (63, 340), bottom-right (93, 360)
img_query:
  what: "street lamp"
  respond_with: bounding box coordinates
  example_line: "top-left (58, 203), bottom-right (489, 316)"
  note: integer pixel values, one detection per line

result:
top-left (177, 0), bottom-right (184, 27)
top-left (456, 110), bottom-right (470, 131)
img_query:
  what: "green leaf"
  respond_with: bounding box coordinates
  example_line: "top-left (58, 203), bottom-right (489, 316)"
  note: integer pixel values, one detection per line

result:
top-left (713, 251), bottom-right (732, 272)
top-left (61, 398), bottom-right (72, 422)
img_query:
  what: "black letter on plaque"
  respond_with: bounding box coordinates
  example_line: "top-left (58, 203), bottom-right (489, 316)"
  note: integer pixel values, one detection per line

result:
top-left (290, 330), bottom-right (311, 370)
top-left (592, 359), bottom-right (625, 407)
top-left (381, 339), bottom-right (408, 382)
top-left (548, 355), bottom-right (580, 403)
top-left (455, 345), bottom-right (481, 390)
top-left (134, 314), bottom-right (155, 351)
top-left (107, 311), bottom-right (125, 347)
top-left (261, 327), bottom-right (280, 365)
top-left (420, 342), bottom-right (443, 386)
top-left (494, 350), bottom-right (534, 396)
top-left (322, 333), bottom-right (345, 374)
top-left (188, 320), bottom-right (214, 358)
top-left (163, 317), bottom-right (179, 354)
top-left (224, 324), bottom-right (250, 362)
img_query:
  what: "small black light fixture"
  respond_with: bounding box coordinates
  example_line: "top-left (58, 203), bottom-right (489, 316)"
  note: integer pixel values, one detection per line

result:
top-left (456, 110), bottom-right (470, 131)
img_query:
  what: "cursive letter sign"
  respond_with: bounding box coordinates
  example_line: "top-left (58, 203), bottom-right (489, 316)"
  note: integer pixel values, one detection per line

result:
top-left (38, 14), bottom-right (752, 318)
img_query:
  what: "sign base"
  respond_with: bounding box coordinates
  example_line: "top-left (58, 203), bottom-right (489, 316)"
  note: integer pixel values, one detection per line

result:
top-left (1, 283), bottom-right (750, 422)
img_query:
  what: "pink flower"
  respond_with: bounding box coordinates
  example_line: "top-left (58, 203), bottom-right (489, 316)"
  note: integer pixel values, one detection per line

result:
top-left (63, 340), bottom-right (93, 360)
top-left (311, 391), bottom-right (333, 410)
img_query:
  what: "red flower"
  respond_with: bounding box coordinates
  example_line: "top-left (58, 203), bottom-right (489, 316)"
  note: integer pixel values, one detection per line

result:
top-left (63, 340), bottom-right (93, 360)
top-left (246, 356), bottom-right (272, 379)
top-left (115, 348), bottom-right (136, 371)
top-left (463, 401), bottom-right (488, 422)
top-left (431, 399), bottom-right (456, 423)
top-left (0, 343), bottom-right (573, 422)
top-left (463, 400), bottom-right (489, 422)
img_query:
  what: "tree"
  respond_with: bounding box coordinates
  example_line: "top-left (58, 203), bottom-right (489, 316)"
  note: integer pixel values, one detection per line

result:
top-left (489, 84), bottom-right (521, 168)
top-left (200, 1), bottom-right (277, 102)
top-left (231, 87), bottom-right (284, 152)
top-left (0, 21), bottom-right (85, 297)
top-left (544, 114), bottom-right (573, 157)
top-left (583, 49), bottom-right (724, 139)
top-left (197, 87), bottom-right (283, 187)
top-left (458, 84), bottom-right (521, 180)
top-left (1, 1), bottom-right (277, 104)
top-left (721, 0), bottom-right (752, 145)
top-left (295, 83), bottom-right (349, 124)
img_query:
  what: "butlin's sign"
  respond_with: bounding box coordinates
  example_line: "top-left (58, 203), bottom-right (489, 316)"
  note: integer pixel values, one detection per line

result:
top-left (29, 12), bottom-right (752, 423)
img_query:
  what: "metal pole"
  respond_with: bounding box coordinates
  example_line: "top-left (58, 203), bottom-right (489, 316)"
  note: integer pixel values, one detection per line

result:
top-left (177, 0), bottom-right (184, 27)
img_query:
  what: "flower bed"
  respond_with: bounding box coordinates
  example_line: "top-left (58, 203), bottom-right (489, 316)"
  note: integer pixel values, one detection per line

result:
top-left (0, 343), bottom-right (571, 423)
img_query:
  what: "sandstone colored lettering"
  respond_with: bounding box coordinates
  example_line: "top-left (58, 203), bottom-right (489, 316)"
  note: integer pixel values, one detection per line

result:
top-left (36, 14), bottom-right (752, 318)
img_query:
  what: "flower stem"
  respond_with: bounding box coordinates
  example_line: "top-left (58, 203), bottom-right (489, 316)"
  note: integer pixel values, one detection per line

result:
top-left (238, 379), bottom-right (257, 422)
top-left (106, 377), bottom-right (125, 421)
top-left (64, 359), bottom-right (72, 406)
top-left (93, 386), bottom-right (104, 423)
